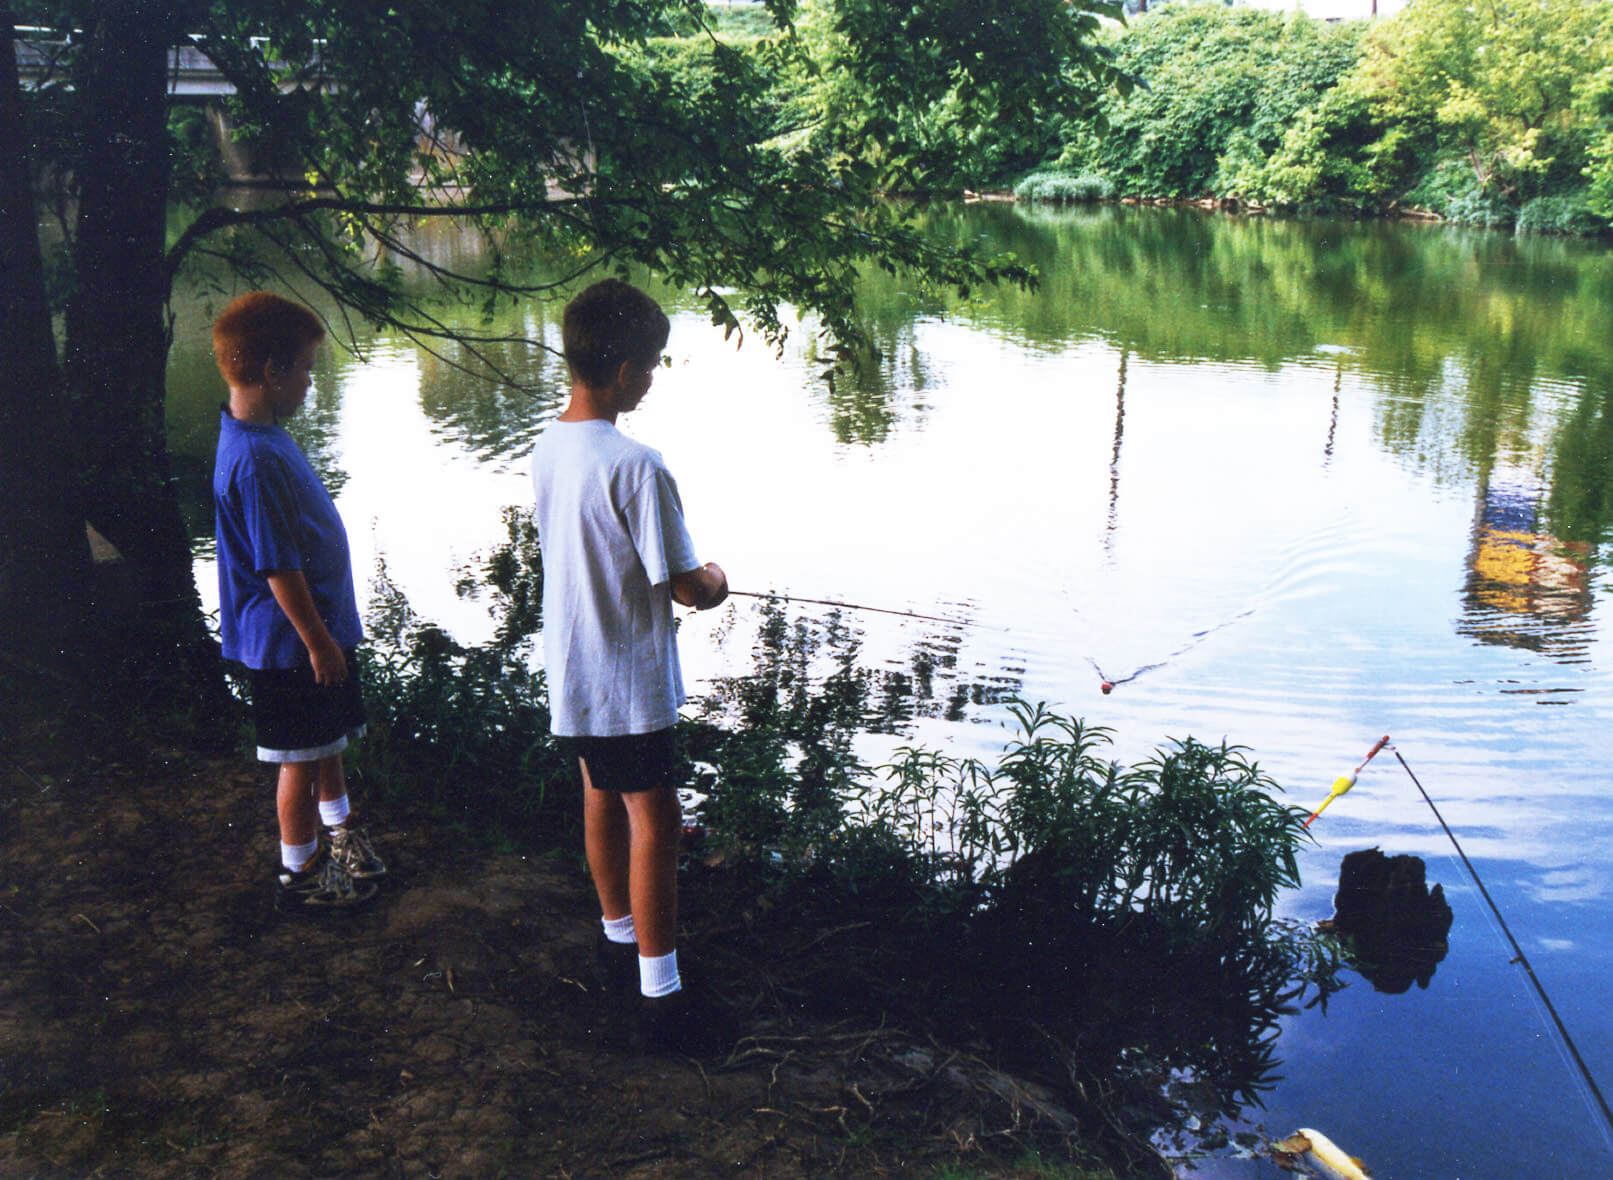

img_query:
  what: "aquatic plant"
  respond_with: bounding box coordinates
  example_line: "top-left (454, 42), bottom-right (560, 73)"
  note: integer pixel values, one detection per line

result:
top-left (867, 701), bottom-right (1306, 942)
top-left (1013, 171), bottom-right (1115, 204)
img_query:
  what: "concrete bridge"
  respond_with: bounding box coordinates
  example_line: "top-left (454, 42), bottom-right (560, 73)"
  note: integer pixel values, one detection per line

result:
top-left (14, 29), bottom-right (297, 98)
top-left (14, 29), bottom-right (343, 183)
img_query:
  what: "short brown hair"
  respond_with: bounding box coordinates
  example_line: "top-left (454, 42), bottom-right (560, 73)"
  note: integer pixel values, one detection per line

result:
top-left (562, 279), bottom-right (669, 390)
top-left (212, 291), bottom-right (325, 386)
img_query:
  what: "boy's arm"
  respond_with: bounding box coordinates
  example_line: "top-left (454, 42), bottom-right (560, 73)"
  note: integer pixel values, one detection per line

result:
top-left (670, 561), bottom-right (728, 610)
top-left (265, 569), bottom-right (348, 684)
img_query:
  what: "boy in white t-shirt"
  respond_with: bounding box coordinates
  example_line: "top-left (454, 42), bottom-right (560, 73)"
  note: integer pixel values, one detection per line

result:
top-left (529, 279), bottom-right (727, 1051)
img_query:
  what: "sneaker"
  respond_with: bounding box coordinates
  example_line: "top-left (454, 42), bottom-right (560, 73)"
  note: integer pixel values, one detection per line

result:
top-left (632, 988), bottom-right (731, 1056)
top-left (275, 849), bottom-right (378, 913)
top-left (327, 824), bottom-right (386, 879)
top-left (593, 933), bottom-right (639, 1000)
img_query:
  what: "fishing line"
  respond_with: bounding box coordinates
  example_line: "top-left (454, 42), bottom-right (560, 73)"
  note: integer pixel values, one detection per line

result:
top-left (0, 747), bottom-right (53, 795)
top-left (1056, 581), bottom-right (1259, 692)
top-left (725, 589), bottom-right (1250, 694)
top-left (1084, 607), bottom-right (1257, 693)
top-left (1391, 745), bottom-right (1613, 1138)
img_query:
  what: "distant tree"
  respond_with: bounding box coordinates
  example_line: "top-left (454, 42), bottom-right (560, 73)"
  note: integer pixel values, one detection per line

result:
top-left (1351, 0), bottom-right (1613, 197)
top-left (3, 0), bottom-right (1119, 722)
top-left (1582, 62), bottom-right (1613, 221)
top-left (1051, 5), bottom-right (1363, 200)
top-left (772, 0), bottom-right (1126, 192)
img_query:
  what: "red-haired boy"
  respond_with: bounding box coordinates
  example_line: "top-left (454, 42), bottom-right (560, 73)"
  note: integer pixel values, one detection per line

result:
top-left (212, 291), bottom-right (385, 912)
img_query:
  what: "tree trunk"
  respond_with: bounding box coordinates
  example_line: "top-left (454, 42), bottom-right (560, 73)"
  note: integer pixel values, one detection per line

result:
top-left (61, 1), bottom-right (229, 719)
top-left (0, 8), bottom-right (93, 703)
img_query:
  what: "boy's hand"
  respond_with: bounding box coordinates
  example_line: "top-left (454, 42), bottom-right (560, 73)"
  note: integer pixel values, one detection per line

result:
top-left (266, 569), bottom-right (348, 683)
top-left (703, 562), bottom-right (729, 609)
top-left (671, 562), bottom-right (728, 610)
top-left (309, 638), bottom-right (348, 686)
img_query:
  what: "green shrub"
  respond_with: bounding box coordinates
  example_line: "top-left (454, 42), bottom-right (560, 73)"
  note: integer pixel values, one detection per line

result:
top-left (868, 701), bottom-right (1305, 940)
top-left (353, 520), bottom-right (570, 842)
top-left (1013, 170), bottom-right (1115, 204)
top-left (351, 524), bottom-right (1341, 1129)
top-left (1442, 189), bottom-right (1516, 229)
top-left (1515, 194), bottom-right (1606, 237)
top-left (1403, 160), bottom-right (1520, 227)
top-left (1060, 6), bottom-right (1366, 200)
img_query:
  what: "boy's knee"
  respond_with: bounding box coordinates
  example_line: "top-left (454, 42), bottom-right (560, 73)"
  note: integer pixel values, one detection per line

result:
top-left (627, 786), bottom-right (682, 840)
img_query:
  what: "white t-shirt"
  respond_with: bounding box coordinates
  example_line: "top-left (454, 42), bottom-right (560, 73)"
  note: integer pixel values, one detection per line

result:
top-left (530, 419), bottom-right (700, 737)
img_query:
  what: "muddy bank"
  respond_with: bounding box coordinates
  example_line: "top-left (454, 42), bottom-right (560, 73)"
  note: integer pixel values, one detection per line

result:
top-left (0, 729), bottom-right (1155, 1179)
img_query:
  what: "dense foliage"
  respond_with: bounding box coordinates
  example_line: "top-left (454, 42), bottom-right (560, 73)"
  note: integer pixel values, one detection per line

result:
top-left (1053, 5), bottom-right (1365, 202)
top-left (1008, 0), bottom-right (1613, 236)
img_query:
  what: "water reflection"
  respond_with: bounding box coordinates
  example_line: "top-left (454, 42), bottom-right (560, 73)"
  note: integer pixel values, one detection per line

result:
top-left (1321, 849), bottom-right (1453, 995)
top-left (1105, 349), bottom-right (1128, 560)
top-left (1460, 466), bottom-right (1594, 663)
top-left (416, 332), bottom-right (562, 461)
top-left (701, 597), bottom-right (1025, 737)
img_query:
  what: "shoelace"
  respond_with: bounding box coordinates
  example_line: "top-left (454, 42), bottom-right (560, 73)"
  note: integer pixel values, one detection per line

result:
top-left (316, 856), bottom-right (358, 898)
top-left (333, 826), bottom-right (379, 870)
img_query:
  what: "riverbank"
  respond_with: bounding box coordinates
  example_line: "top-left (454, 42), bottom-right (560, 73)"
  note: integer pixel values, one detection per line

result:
top-left (0, 719), bottom-right (1165, 1179)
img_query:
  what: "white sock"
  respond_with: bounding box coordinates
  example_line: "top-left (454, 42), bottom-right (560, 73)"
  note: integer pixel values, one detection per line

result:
top-left (602, 914), bottom-right (637, 945)
top-left (639, 949), bottom-right (681, 998)
top-left (319, 795), bottom-right (351, 828)
top-left (281, 839), bottom-right (319, 872)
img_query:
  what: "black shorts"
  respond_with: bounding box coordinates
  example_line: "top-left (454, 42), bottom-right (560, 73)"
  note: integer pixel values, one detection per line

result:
top-left (563, 727), bottom-right (680, 794)
top-left (248, 649), bottom-right (367, 763)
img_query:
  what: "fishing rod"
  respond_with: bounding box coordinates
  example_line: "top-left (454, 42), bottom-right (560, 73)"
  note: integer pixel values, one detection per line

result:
top-left (724, 589), bottom-right (992, 630)
top-left (1309, 737), bottom-right (1613, 1137)
top-left (1392, 746), bottom-right (1613, 1137)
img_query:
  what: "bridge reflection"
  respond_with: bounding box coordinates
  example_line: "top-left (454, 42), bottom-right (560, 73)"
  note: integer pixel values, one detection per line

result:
top-left (1459, 466), bottom-right (1594, 660)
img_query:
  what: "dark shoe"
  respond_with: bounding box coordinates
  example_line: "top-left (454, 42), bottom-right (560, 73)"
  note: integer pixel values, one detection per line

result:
top-left (633, 988), bottom-right (731, 1056)
top-left (593, 933), bottom-right (639, 1000)
top-left (327, 823), bottom-right (387, 879)
top-left (274, 849), bottom-right (378, 914)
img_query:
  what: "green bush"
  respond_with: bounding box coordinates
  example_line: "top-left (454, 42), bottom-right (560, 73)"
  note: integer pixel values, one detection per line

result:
top-left (1058, 6), bottom-right (1366, 199)
top-left (689, 663), bottom-right (1336, 1117)
top-left (1442, 189), bottom-right (1517, 230)
top-left (353, 518), bottom-right (569, 843)
top-left (868, 701), bottom-right (1305, 940)
top-left (364, 523), bottom-right (1337, 1127)
top-left (1515, 194), bottom-right (1606, 237)
top-left (1401, 161), bottom-right (1523, 227)
top-left (1013, 170), bottom-right (1115, 204)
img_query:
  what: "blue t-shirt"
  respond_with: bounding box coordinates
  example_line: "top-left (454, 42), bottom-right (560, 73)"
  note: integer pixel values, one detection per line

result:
top-left (213, 409), bottom-right (363, 669)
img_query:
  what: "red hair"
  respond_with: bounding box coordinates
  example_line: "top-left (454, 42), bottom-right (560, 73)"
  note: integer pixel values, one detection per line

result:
top-left (211, 292), bottom-right (325, 386)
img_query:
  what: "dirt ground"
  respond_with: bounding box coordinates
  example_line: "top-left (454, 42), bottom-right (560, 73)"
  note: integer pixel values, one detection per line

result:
top-left (0, 728), bottom-right (1156, 1180)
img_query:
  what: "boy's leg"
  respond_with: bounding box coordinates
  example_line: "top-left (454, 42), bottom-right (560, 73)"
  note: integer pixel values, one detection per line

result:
top-left (579, 743), bottom-right (683, 996)
top-left (319, 752), bottom-right (387, 878)
top-left (582, 762), bottom-right (632, 922)
top-left (621, 786), bottom-right (681, 959)
top-left (277, 761), bottom-right (320, 865)
top-left (315, 753), bottom-right (346, 806)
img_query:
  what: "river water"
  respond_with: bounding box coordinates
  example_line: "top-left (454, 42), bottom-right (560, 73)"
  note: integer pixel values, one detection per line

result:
top-left (167, 204), bottom-right (1613, 1177)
